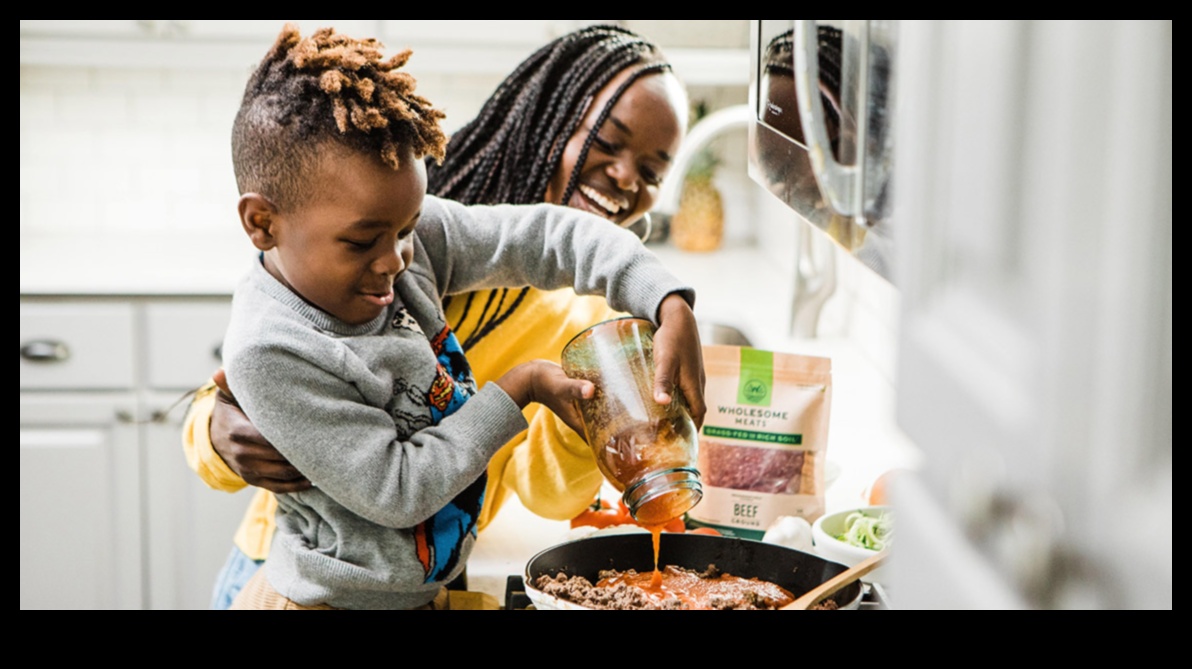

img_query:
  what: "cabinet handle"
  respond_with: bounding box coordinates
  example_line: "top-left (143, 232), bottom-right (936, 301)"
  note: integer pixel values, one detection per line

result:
top-left (21, 339), bottom-right (70, 363)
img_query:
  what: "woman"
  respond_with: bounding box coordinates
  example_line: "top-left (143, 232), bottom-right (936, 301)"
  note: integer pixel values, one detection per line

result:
top-left (183, 24), bottom-right (690, 609)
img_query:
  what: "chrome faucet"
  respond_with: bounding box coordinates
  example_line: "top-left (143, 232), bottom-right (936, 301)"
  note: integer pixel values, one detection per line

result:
top-left (653, 104), bottom-right (752, 221)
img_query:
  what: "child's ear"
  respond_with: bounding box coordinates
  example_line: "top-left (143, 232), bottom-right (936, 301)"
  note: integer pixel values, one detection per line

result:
top-left (239, 193), bottom-right (279, 251)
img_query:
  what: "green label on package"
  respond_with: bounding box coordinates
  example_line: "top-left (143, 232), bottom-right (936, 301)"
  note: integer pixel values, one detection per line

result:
top-left (736, 348), bottom-right (773, 406)
top-left (704, 426), bottom-right (803, 445)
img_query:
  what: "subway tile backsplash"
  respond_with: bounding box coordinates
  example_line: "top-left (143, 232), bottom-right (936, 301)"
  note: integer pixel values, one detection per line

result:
top-left (19, 63), bottom-right (515, 236)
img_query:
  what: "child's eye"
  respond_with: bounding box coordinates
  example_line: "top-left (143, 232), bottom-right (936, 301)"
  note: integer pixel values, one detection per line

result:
top-left (345, 238), bottom-right (376, 251)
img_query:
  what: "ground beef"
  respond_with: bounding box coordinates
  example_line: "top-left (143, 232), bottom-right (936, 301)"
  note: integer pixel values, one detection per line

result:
top-left (533, 564), bottom-right (807, 610)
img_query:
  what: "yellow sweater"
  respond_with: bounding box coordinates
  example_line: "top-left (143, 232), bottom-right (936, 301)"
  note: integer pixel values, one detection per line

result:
top-left (181, 286), bottom-right (618, 561)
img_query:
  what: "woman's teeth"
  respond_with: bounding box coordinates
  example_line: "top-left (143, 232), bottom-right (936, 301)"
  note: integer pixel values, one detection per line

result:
top-left (579, 184), bottom-right (622, 217)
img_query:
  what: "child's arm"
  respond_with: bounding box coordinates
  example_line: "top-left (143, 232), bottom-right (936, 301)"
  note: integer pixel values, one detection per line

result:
top-left (180, 370), bottom-right (312, 494)
top-left (491, 360), bottom-right (595, 439)
top-left (224, 333), bottom-right (588, 530)
top-left (416, 196), bottom-right (691, 324)
top-left (417, 195), bottom-right (706, 424)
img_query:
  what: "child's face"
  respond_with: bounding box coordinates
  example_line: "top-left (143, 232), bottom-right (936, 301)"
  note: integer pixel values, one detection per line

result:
top-left (544, 69), bottom-right (686, 228)
top-left (262, 144), bottom-right (427, 325)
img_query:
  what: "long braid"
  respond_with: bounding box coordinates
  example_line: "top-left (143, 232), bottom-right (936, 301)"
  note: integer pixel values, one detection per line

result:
top-left (433, 25), bottom-right (673, 350)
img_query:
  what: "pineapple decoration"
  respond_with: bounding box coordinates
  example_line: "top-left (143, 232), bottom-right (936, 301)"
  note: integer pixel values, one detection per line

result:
top-left (669, 100), bottom-right (725, 253)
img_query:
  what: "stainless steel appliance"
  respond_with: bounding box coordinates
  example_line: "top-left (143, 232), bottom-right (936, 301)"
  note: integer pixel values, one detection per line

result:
top-left (748, 20), bottom-right (897, 282)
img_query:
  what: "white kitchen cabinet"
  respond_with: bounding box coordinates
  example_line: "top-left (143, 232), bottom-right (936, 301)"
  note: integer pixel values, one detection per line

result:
top-left (20, 296), bottom-right (248, 610)
top-left (20, 393), bottom-right (142, 610)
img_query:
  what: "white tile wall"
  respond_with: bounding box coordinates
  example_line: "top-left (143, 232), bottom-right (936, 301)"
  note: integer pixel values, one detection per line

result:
top-left (19, 63), bottom-right (509, 237)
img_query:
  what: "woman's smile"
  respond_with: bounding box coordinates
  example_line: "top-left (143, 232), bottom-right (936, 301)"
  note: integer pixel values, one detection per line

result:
top-left (578, 183), bottom-right (628, 219)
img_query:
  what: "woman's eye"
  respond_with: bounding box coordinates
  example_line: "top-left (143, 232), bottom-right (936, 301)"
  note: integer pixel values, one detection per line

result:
top-left (641, 166), bottom-right (663, 186)
top-left (591, 134), bottom-right (619, 154)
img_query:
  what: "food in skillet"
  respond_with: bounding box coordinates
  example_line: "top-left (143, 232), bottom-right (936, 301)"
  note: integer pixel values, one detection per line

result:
top-left (533, 564), bottom-right (813, 610)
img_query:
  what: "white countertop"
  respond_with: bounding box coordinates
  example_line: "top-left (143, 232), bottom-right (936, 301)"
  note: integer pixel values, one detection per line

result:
top-left (21, 229), bottom-right (257, 296)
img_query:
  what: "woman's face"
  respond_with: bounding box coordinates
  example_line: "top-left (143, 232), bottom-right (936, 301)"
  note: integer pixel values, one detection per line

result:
top-left (545, 68), bottom-right (687, 228)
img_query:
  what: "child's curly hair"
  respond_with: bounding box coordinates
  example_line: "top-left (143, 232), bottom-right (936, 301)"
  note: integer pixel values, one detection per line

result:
top-left (232, 23), bottom-right (447, 210)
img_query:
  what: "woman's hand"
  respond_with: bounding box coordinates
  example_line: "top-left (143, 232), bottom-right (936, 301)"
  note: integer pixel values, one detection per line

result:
top-left (210, 369), bottom-right (312, 494)
top-left (651, 293), bottom-right (707, 428)
top-left (494, 360), bottom-right (595, 438)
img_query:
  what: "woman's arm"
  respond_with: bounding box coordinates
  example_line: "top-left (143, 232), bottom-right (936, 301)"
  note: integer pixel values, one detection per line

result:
top-left (180, 371), bottom-right (311, 493)
top-left (181, 377), bottom-right (250, 493)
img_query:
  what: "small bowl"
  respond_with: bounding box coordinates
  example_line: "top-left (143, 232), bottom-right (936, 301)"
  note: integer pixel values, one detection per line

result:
top-left (811, 505), bottom-right (892, 584)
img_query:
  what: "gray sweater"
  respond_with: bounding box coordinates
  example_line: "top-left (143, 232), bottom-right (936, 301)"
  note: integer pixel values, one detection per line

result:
top-left (221, 194), bottom-right (694, 609)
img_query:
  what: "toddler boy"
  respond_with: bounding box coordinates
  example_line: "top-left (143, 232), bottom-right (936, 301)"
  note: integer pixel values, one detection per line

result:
top-left (220, 24), bottom-right (704, 609)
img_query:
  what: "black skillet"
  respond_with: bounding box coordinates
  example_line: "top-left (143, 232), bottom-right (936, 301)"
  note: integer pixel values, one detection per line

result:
top-left (523, 531), bottom-right (862, 610)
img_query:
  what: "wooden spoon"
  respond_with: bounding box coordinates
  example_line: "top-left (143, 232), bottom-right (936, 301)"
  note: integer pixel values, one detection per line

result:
top-left (782, 550), bottom-right (889, 610)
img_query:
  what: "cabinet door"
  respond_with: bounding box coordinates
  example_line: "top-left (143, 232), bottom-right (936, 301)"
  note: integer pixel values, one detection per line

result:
top-left (144, 300), bottom-right (230, 390)
top-left (142, 391), bottom-right (252, 610)
top-left (20, 393), bottom-right (142, 610)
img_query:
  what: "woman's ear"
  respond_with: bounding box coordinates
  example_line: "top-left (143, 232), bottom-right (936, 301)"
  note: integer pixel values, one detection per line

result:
top-left (239, 193), bottom-right (279, 251)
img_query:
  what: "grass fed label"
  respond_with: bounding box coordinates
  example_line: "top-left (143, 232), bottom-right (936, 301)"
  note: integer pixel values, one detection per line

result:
top-left (687, 346), bottom-right (832, 537)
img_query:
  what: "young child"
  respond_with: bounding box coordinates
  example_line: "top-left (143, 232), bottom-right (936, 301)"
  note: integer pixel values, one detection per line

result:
top-left (221, 24), bottom-right (703, 609)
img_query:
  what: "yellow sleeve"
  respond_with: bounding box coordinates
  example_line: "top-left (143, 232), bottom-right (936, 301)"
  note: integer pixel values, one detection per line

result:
top-left (232, 489), bottom-right (278, 561)
top-left (449, 287), bottom-right (621, 531)
top-left (181, 379), bottom-right (250, 493)
top-left (182, 379), bottom-right (278, 560)
top-left (478, 404), bottom-right (604, 531)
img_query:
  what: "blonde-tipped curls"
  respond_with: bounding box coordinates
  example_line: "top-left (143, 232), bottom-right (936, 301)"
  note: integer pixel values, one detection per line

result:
top-left (232, 23), bottom-right (446, 207)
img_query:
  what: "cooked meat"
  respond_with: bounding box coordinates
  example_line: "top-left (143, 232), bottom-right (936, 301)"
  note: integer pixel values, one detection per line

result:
top-left (533, 564), bottom-right (802, 610)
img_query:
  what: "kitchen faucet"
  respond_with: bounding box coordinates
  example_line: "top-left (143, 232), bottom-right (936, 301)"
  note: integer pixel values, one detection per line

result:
top-left (653, 103), bottom-right (837, 340)
top-left (653, 104), bottom-right (752, 222)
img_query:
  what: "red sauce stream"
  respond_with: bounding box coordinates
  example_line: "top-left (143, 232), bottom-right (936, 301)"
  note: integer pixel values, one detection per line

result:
top-left (647, 525), bottom-right (664, 589)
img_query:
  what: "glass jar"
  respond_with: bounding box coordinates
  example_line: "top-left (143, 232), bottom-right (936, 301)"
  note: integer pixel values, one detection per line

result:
top-left (561, 317), bottom-right (702, 526)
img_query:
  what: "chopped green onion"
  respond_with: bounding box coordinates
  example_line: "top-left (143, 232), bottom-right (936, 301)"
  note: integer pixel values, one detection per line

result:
top-left (835, 510), bottom-right (893, 551)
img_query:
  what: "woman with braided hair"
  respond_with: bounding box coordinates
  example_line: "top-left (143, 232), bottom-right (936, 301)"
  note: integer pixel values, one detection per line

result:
top-left (183, 23), bottom-right (690, 608)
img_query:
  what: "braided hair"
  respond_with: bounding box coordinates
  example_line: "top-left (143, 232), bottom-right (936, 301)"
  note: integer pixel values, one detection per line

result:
top-left (427, 24), bottom-right (671, 207)
top-left (427, 24), bottom-right (675, 351)
top-left (232, 23), bottom-right (448, 210)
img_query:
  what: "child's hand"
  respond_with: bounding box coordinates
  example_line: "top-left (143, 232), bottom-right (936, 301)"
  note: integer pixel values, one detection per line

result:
top-left (651, 293), bottom-right (707, 429)
top-left (494, 360), bottom-right (595, 438)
